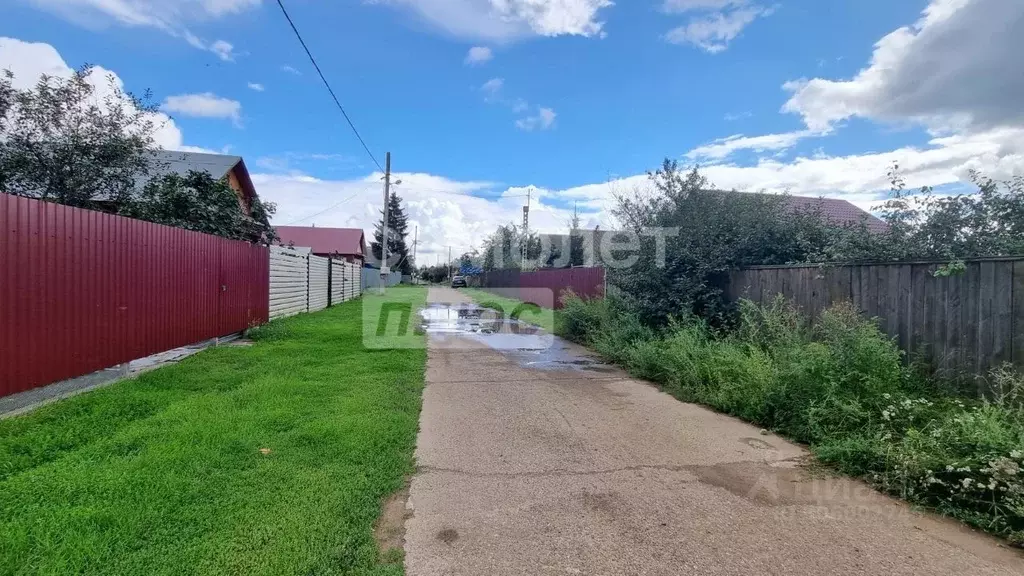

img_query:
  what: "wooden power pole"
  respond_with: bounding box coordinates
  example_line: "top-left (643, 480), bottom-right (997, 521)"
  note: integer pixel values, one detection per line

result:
top-left (380, 152), bottom-right (391, 293)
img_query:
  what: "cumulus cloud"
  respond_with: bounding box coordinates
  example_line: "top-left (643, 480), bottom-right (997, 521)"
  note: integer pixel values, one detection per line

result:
top-left (367, 0), bottom-right (613, 42)
top-left (783, 0), bottom-right (1024, 133)
top-left (0, 36), bottom-right (190, 150)
top-left (682, 0), bottom-right (1024, 212)
top-left (21, 0), bottom-right (257, 57)
top-left (464, 46), bottom-right (493, 65)
top-left (663, 0), bottom-right (772, 53)
top-left (247, 82), bottom-right (265, 92)
top-left (257, 171), bottom-right (609, 261)
top-left (162, 93), bottom-right (243, 126)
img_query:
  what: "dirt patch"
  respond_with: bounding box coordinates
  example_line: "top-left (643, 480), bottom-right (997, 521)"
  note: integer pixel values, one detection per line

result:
top-left (374, 481), bottom-right (413, 561)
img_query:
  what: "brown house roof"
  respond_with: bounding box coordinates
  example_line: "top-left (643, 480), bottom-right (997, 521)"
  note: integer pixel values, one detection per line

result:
top-left (274, 226), bottom-right (366, 258)
top-left (775, 194), bottom-right (888, 233)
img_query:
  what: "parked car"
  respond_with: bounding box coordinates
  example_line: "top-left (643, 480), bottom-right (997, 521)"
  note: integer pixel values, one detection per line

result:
top-left (450, 275), bottom-right (467, 288)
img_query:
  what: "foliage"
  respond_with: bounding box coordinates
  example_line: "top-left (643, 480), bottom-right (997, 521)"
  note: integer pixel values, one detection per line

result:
top-left (120, 170), bottom-right (278, 244)
top-left (610, 160), bottom-right (834, 327)
top-left (371, 191), bottom-right (414, 275)
top-left (0, 66), bottom-right (159, 208)
top-left (559, 293), bottom-right (1024, 544)
top-left (417, 263), bottom-right (451, 284)
top-left (816, 165), bottom-right (1024, 263)
top-left (0, 290), bottom-right (427, 573)
top-left (0, 66), bottom-right (276, 245)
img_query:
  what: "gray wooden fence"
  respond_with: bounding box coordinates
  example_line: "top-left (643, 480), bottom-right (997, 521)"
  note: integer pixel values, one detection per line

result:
top-left (727, 257), bottom-right (1024, 383)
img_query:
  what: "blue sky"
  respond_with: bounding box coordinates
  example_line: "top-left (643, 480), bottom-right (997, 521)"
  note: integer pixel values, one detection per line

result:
top-left (1, 0), bottom-right (1022, 259)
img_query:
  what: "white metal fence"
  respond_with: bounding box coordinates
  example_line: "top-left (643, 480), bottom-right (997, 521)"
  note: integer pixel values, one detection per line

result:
top-left (308, 255), bottom-right (330, 312)
top-left (362, 268), bottom-right (402, 290)
top-left (269, 247), bottom-right (363, 321)
top-left (331, 259), bottom-right (361, 304)
top-left (270, 247), bottom-right (310, 320)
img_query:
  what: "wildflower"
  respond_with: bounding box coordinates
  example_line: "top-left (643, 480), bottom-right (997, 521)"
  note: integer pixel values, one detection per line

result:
top-left (961, 478), bottom-right (974, 489)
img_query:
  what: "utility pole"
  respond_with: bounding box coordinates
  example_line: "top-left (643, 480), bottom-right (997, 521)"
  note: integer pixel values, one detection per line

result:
top-left (448, 246), bottom-right (453, 281)
top-left (411, 225), bottom-right (418, 282)
top-left (380, 152), bottom-right (391, 294)
top-left (521, 187), bottom-right (531, 269)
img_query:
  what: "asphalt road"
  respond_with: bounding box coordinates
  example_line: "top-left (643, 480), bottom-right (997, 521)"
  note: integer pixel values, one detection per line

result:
top-left (403, 287), bottom-right (1023, 576)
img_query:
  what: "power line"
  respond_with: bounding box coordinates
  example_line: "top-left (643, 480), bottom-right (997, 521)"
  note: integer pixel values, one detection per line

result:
top-left (274, 0), bottom-right (384, 173)
top-left (283, 185), bottom-right (377, 225)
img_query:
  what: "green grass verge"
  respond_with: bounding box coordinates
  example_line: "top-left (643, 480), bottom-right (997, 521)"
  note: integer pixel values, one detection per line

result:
top-left (0, 287), bottom-right (427, 575)
top-left (461, 288), bottom-right (562, 334)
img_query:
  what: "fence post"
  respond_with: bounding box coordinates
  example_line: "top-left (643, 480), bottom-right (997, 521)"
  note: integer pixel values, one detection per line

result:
top-left (327, 258), bottom-right (333, 308)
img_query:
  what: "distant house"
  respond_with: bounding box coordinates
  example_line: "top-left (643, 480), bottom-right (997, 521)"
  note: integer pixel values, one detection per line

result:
top-left (144, 150), bottom-right (260, 216)
top-left (773, 194), bottom-right (888, 233)
top-left (274, 226), bottom-right (366, 265)
top-left (538, 192), bottom-right (887, 268)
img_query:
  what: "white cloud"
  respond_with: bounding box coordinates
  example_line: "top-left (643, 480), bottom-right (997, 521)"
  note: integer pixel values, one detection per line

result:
top-left (21, 0), bottom-right (259, 56)
top-left (515, 107), bottom-right (557, 131)
top-left (686, 130), bottom-right (821, 160)
top-left (677, 0), bottom-right (1024, 212)
top-left (258, 171), bottom-right (598, 261)
top-left (162, 93), bottom-right (242, 126)
top-left (248, 82), bottom-right (265, 91)
top-left (464, 46), bottom-right (493, 65)
top-left (662, 0), bottom-right (745, 13)
top-left (782, 0), bottom-right (1024, 133)
top-left (183, 31), bottom-right (237, 61)
top-left (23, 0), bottom-right (260, 28)
top-left (664, 3), bottom-right (773, 53)
top-left (367, 0), bottom-right (613, 42)
top-left (209, 39), bottom-right (235, 61)
top-left (0, 36), bottom-right (189, 150)
top-left (281, 65), bottom-right (302, 75)
top-left (480, 77), bottom-right (505, 100)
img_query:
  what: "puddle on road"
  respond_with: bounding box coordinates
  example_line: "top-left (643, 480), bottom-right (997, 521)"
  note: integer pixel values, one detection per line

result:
top-left (420, 302), bottom-right (618, 374)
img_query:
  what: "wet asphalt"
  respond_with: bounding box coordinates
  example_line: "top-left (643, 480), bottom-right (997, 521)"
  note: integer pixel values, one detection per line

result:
top-left (403, 287), bottom-right (1024, 576)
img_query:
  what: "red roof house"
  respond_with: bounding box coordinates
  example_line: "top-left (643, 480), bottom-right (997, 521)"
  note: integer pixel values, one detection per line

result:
top-left (274, 226), bottom-right (366, 264)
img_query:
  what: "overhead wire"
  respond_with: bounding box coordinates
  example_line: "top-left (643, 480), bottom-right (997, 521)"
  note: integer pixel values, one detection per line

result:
top-left (274, 0), bottom-right (384, 173)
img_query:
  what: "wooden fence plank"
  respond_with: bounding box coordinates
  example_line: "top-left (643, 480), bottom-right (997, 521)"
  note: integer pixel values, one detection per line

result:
top-left (978, 261), bottom-right (996, 386)
top-left (992, 261), bottom-right (1013, 367)
top-left (1013, 261), bottom-right (1024, 367)
top-left (728, 258), bottom-right (1024, 381)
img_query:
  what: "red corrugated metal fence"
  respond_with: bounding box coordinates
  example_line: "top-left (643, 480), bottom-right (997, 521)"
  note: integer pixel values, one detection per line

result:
top-left (0, 193), bottom-right (270, 398)
top-left (480, 267), bottom-right (605, 309)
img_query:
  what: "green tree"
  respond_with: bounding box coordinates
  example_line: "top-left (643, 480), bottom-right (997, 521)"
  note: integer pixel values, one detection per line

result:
top-left (611, 160), bottom-right (831, 326)
top-left (0, 66), bottom-right (159, 208)
top-left (0, 66), bottom-right (277, 245)
top-left (120, 171), bottom-right (277, 244)
top-left (371, 191), bottom-right (413, 275)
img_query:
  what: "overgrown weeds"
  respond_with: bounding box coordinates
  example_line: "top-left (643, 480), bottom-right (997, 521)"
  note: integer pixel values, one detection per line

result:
top-left (560, 293), bottom-right (1024, 545)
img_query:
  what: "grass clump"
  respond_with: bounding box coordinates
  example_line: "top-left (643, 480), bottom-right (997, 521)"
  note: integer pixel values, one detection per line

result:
top-left (560, 293), bottom-right (1024, 545)
top-left (0, 287), bottom-right (428, 575)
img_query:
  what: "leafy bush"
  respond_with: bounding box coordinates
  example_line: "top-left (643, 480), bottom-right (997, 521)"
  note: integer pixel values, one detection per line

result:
top-left (559, 293), bottom-right (1024, 544)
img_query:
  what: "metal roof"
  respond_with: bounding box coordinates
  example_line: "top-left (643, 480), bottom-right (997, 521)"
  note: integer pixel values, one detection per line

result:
top-left (274, 226), bottom-right (366, 257)
top-left (147, 150), bottom-right (242, 180)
